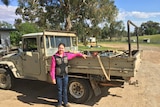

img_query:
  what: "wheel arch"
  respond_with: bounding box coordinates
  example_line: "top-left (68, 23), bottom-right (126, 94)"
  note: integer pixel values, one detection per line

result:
top-left (0, 61), bottom-right (18, 78)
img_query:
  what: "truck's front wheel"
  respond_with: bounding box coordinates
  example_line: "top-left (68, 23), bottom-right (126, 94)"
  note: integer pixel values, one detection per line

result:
top-left (68, 78), bottom-right (92, 103)
top-left (0, 68), bottom-right (12, 89)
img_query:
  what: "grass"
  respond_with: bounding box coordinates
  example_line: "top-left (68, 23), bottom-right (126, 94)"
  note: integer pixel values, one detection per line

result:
top-left (131, 34), bottom-right (160, 44)
top-left (78, 34), bottom-right (160, 51)
top-left (78, 45), bottom-right (111, 51)
top-left (78, 42), bottom-right (126, 51)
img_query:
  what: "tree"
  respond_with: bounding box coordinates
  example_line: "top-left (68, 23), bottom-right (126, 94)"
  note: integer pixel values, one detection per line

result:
top-left (0, 21), bottom-right (13, 28)
top-left (14, 0), bottom-right (119, 44)
top-left (15, 0), bottom-right (48, 29)
top-left (10, 22), bottom-right (41, 46)
top-left (10, 31), bottom-right (21, 46)
top-left (15, 0), bottom-right (118, 31)
top-left (106, 20), bottom-right (125, 40)
top-left (101, 25), bottom-right (109, 39)
top-left (140, 21), bottom-right (160, 35)
top-left (1, 0), bottom-right (9, 6)
top-left (16, 22), bottom-right (42, 35)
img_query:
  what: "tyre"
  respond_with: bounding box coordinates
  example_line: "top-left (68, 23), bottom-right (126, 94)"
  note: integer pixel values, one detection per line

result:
top-left (0, 68), bottom-right (13, 89)
top-left (68, 78), bottom-right (92, 103)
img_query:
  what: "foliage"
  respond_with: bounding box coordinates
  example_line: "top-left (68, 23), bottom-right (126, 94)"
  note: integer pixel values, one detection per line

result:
top-left (0, 21), bottom-right (13, 28)
top-left (16, 22), bottom-right (42, 35)
top-left (10, 22), bottom-right (42, 46)
top-left (1, 0), bottom-right (132, 45)
top-left (138, 21), bottom-right (160, 35)
top-left (10, 31), bottom-right (21, 46)
top-left (1, 0), bottom-right (9, 6)
top-left (15, 0), bottom-right (118, 29)
top-left (101, 20), bottom-right (126, 40)
top-left (15, 0), bottom-right (120, 40)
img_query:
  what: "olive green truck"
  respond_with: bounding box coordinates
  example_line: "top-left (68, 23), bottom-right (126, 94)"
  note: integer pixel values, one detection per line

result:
top-left (0, 21), bottom-right (142, 103)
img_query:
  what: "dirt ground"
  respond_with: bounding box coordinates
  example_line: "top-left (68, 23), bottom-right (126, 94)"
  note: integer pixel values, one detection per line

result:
top-left (0, 44), bottom-right (160, 107)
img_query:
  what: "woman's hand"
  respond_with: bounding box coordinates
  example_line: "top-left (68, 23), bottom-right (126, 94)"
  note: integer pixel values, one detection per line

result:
top-left (82, 54), bottom-right (87, 59)
top-left (52, 79), bottom-right (56, 84)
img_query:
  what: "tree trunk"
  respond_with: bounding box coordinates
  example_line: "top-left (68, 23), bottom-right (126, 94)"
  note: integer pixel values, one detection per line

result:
top-left (65, 15), bottom-right (72, 31)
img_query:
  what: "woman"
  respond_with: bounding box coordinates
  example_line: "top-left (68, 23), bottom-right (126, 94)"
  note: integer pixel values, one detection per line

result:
top-left (50, 43), bottom-right (87, 107)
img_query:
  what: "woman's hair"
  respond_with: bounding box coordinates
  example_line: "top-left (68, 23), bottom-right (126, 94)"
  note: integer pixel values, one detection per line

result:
top-left (58, 43), bottom-right (65, 47)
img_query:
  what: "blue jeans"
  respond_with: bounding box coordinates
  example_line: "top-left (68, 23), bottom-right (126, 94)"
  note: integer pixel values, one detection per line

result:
top-left (56, 75), bottom-right (68, 105)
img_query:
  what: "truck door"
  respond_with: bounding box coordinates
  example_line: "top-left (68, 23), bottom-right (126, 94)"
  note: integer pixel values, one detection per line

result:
top-left (22, 38), bottom-right (41, 75)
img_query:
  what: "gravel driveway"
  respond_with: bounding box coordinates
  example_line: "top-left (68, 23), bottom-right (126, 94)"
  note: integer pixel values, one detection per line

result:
top-left (0, 44), bottom-right (160, 107)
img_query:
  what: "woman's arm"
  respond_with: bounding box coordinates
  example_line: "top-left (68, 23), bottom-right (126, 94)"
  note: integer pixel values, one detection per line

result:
top-left (65, 52), bottom-right (87, 60)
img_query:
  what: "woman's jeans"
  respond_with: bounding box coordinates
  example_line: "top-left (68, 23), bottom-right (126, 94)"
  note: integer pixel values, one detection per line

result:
top-left (56, 75), bottom-right (68, 105)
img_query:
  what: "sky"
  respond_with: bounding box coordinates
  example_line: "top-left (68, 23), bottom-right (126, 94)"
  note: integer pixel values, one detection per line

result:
top-left (0, 0), bottom-right (160, 30)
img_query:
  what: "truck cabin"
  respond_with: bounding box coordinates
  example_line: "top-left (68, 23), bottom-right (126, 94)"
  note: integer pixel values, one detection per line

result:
top-left (21, 31), bottom-right (78, 56)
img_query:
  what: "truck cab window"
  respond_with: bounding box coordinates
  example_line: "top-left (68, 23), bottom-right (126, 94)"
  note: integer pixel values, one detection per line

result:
top-left (23, 38), bottom-right (37, 52)
top-left (46, 36), bottom-right (49, 48)
top-left (55, 36), bottom-right (71, 47)
top-left (50, 36), bottom-right (55, 48)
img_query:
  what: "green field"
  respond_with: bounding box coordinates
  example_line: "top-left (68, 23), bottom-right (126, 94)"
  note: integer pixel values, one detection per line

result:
top-left (78, 34), bottom-right (160, 51)
top-left (78, 45), bottom-right (112, 51)
top-left (131, 34), bottom-right (160, 44)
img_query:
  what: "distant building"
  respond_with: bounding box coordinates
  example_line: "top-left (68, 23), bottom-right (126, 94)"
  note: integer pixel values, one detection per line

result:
top-left (86, 36), bottom-right (97, 47)
top-left (0, 28), bottom-right (17, 54)
top-left (86, 37), bottom-right (96, 43)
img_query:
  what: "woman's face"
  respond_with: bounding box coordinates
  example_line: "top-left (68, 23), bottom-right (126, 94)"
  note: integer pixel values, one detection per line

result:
top-left (58, 44), bottom-right (65, 54)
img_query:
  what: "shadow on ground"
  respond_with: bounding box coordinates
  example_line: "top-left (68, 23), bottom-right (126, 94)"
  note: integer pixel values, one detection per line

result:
top-left (11, 79), bottom-right (122, 106)
top-left (11, 79), bottom-right (57, 106)
top-left (83, 86), bottom-right (122, 106)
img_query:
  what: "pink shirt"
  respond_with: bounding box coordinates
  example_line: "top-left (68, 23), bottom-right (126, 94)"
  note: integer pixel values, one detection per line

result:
top-left (50, 52), bottom-right (83, 80)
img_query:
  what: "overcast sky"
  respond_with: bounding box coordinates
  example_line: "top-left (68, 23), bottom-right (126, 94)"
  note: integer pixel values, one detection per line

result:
top-left (0, 0), bottom-right (160, 30)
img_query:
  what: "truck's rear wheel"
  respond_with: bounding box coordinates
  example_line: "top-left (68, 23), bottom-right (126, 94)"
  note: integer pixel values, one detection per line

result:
top-left (68, 78), bottom-right (92, 103)
top-left (0, 68), bottom-right (12, 89)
